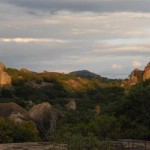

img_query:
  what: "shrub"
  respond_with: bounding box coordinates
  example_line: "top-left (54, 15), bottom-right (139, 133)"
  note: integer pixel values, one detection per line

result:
top-left (0, 118), bottom-right (39, 143)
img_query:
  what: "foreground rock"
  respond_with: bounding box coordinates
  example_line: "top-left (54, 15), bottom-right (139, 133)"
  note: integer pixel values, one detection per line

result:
top-left (0, 62), bottom-right (11, 86)
top-left (0, 142), bottom-right (67, 150)
top-left (29, 102), bottom-right (62, 135)
top-left (0, 102), bottom-right (31, 124)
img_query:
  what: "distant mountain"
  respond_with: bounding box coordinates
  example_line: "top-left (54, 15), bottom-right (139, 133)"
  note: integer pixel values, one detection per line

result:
top-left (69, 70), bottom-right (100, 79)
top-left (69, 70), bottom-right (115, 82)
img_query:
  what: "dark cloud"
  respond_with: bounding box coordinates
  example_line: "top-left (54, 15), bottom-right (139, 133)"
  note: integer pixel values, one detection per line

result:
top-left (2, 0), bottom-right (150, 13)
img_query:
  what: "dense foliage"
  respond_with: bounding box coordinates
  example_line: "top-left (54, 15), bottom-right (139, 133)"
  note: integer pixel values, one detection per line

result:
top-left (0, 118), bottom-right (39, 143)
top-left (0, 68), bottom-right (150, 148)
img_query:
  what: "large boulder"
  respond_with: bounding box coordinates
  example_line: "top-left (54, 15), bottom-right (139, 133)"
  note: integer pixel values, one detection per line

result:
top-left (0, 102), bottom-right (31, 124)
top-left (29, 102), bottom-right (62, 136)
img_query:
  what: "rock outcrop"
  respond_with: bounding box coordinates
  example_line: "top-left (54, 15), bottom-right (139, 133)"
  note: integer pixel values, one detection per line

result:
top-left (121, 62), bottom-right (150, 87)
top-left (143, 62), bottom-right (150, 81)
top-left (65, 100), bottom-right (76, 111)
top-left (121, 69), bottom-right (143, 87)
top-left (0, 102), bottom-right (31, 124)
top-left (29, 102), bottom-right (62, 135)
top-left (0, 63), bottom-right (11, 86)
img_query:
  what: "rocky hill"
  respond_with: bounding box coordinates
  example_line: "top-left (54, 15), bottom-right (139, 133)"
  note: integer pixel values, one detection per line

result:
top-left (121, 62), bottom-right (150, 87)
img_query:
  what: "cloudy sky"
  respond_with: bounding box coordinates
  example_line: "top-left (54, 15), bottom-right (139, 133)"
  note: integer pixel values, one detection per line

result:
top-left (0, 0), bottom-right (150, 78)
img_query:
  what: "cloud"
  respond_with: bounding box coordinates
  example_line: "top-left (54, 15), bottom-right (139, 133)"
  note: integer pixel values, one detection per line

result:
top-left (132, 61), bottom-right (142, 69)
top-left (0, 1), bottom-right (150, 78)
top-left (0, 38), bottom-right (68, 44)
top-left (112, 64), bottom-right (122, 70)
top-left (90, 39), bottom-right (150, 57)
top-left (2, 0), bottom-right (150, 13)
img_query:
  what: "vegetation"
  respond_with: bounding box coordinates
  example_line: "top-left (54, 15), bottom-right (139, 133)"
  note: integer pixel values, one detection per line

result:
top-left (0, 68), bottom-right (150, 148)
top-left (0, 118), bottom-right (39, 143)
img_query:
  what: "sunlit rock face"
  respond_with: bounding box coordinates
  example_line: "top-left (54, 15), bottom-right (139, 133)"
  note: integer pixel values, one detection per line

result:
top-left (0, 63), bottom-right (11, 86)
top-left (0, 63), bottom-right (5, 72)
top-left (143, 62), bottom-right (150, 81)
top-left (121, 62), bottom-right (150, 87)
top-left (128, 68), bottom-right (143, 86)
top-left (121, 68), bottom-right (143, 87)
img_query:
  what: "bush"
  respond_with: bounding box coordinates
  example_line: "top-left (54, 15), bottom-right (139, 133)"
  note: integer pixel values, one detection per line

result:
top-left (48, 132), bottom-right (112, 150)
top-left (0, 118), bottom-right (39, 143)
top-left (87, 115), bottom-right (121, 140)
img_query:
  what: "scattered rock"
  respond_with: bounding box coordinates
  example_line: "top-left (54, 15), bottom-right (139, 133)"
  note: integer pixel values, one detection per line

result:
top-left (65, 99), bottom-right (76, 111)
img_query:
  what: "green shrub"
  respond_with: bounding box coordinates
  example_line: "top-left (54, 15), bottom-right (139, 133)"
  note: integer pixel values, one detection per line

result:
top-left (0, 118), bottom-right (39, 143)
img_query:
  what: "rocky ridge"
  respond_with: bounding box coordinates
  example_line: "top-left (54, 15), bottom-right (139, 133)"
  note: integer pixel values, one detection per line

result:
top-left (121, 62), bottom-right (150, 87)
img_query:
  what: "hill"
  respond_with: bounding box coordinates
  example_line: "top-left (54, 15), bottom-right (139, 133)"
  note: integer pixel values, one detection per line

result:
top-left (69, 70), bottom-right (116, 82)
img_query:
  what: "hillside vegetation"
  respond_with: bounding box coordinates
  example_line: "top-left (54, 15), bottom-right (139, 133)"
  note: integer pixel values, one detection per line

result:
top-left (0, 66), bottom-right (149, 149)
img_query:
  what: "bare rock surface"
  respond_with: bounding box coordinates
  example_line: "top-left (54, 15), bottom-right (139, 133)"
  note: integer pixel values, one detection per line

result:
top-left (121, 68), bottom-right (143, 87)
top-left (0, 63), bottom-right (11, 86)
top-left (122, 62), bottom-right (150, 87)
top-left (143, 62), bottom-right (150, 81)
top-left (0, 142), bottom-right (67, 150)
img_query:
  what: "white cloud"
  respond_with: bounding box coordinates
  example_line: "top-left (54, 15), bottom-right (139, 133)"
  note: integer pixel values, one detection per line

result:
top-left (0, 38), bottom-right (68, 44)
top-left (132, 60), bottom-right (142, 68)
top-left (112, 64), bottom-right (122, 70)
top-left (1, 2), bottom-right (150, 78)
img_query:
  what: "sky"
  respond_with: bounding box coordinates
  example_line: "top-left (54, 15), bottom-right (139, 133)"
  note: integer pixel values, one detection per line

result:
top-left (0, 0), bottom-right (150, 78)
